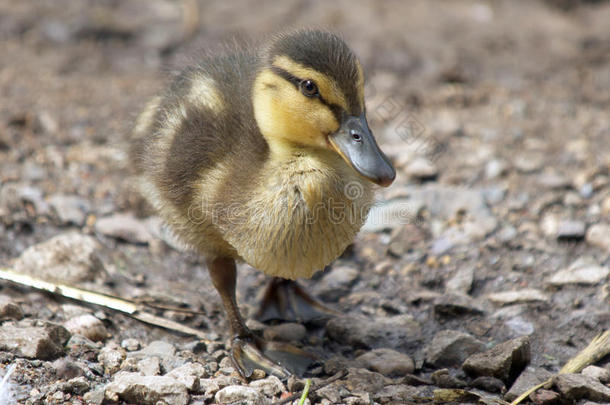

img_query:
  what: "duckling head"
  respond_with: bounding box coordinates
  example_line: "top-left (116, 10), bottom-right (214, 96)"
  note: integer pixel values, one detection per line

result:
top-left (253, 30), bottom-right (396, 187)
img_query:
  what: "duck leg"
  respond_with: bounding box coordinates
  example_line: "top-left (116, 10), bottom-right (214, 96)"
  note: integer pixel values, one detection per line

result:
top-left (206, 257), bottom-right (315, 379)
top-left (256, 278), bottom-right (340, 323)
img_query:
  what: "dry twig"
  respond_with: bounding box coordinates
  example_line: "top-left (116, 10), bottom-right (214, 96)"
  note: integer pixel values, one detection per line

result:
top-left (0, 268), bottom-right (211, 343)
top-left (510, 330), bottom-right (610, 405)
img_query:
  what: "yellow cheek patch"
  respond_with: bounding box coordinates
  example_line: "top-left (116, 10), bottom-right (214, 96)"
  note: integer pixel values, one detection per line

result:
top-left (253, 69), bottom-right (339, 155)
top-left (272, 55), bottom-right (349, 112)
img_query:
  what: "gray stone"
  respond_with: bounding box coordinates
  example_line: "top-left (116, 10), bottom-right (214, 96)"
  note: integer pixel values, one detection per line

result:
top-left (56, 376), bottom-right (89, 395)
top-left (0, 321), bottom-right (70, 360)
top-left (547, 257), bottom-right (609, 286)
top-left (66, 334), bottom-right (98, 351)
top-left (0, 297), bottom-right (23, 321)
top-left (121, 338), bottom-right (141, 351)
top-left (463, 336), bottom-right (530, 383)
top-left (488, 289), bottom-right (548, 305)
top-left (540, 213), bottom-right (560, 237)
top-left (430, 369), bottom-right (467, 388)
top-left (603, 196), bottom-right (610, 216)
top-left (483, 187), bottom-right (506, 205)
top-left (529, 389), bottom-right (560, 405)
top-left (48, 194), bottom-right (90, 226)
top-left (105, 372), bottom-right (189, 405)
top-left (41, 20), bottom-right (72, 44)
top-left (286, 375), bottom-right (305, 393)
top-left (129, 340), bottom-right (177, 369)
top-left (579, 183), bottom-right (594, 198)
top-left (434, 293), bottom-right (485, 317)
top-left (356, 348), bottom-right (414, 376)
top-left (485, 159), bottom-right (507, 179)
top-left (362, 199), bottom-right (422, 233)
top-left (166, 362), bottom-right (207, 391)
top-left (404, 158), bottom-right (438, 180)
top-left (345, 394), bottom-right (373, 405)
top-left (581, 365), bottom-right (610, 383)
top-left (22, 161), bottom-right (48, 181)
top-left (388, 224), bottom-right (428, 257)
top-left (263, 323), bottom-right (306, 342)
top-left (49, 392), bottom-right (65, 402)
top-left (343, 368), bottom-right (389, 393)
top-left (564, 191), bottom-right (583, 206)
top-left (504, 366), bottom-right (553, 401)
top-left (98, 346), bottom-right (126, 374)
top-left (63, 314), bottom-right (108, 342)
top-left (316, 266), bottom-right (360, 301)
top-left (60, 304), bottom-right (92, 319)
top-left (445, 267), bottom-right (474, 294)
top-left (137, 357), bottom-right (160, 376)
top-left (425, 330), bottom-right (486, 368)
top-left (0, 183), bottom-right (49, 216)
top-left (514, 153), bottom-right (544, 173)
top-left (373, 384), bottom-right (419, 404)
top-left (470, 376), bottom-right (505, 393)
top-left (316, 383), bottom-right (342, 403)
top-left (13, 232), bottom-right (104, 283)
top-left (120, 357), bottom-right (139, 372)
top-left (553, 373), bottom-right (610, 402)
top-left (324, 355), bottom-right (358, 375)
top-left (586, 223), bottom-right (610, 252)
top-left (94, 213), bottom-right (152, 244)
top-left (138, 340), bottom-right (176, 357)
top-left (404, 184), bottom-right (498, 236)
top-left (326, 314), bottom-right (421, 350)
top-left (215, 385), bottom-right (265, 405)
top-left (430, 234), bottom-right (458, 255)
top-left (557, 220), bottom-right (586, 240)
top-left (51, 358), bottom-right (85, 380)
top-left (198, 378), bottom-right (220, 397)
top-left (537, 172), bottom-right (570, 189)
top-left (248, 375), bottom-right (285, 396)
top-left (504, 316), bottom-right (535, 337)
top-left (497, 225), bottom-right (518, 243)
top-left (507, 192), bottom-right (530, 211)
top-left (83, 385), bottom-right (105, 405)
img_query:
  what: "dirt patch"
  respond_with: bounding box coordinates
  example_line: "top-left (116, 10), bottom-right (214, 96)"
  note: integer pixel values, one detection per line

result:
top-left (0, 0), bottom-right (608, 403)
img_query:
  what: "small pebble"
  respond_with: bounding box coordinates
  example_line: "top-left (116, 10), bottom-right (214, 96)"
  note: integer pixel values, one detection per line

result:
top-left (98, 346), bottom-right (126, 375)
top-left (582, 365), bottom-right (610, 384)
top-left (586, 223), bottom-right (610, 252)
top-left (548, 257), bottom-right (609, 286)
top-left (64, 314), bottom-right (108, 342)
top-left (121, 338), bottom-right (141, 351)
top-left (556, 220), bottom-right (586, 240)
top-left (249, 375), bottom-right (285, 396)
top-left (356, 348), bottom-right (414, 376)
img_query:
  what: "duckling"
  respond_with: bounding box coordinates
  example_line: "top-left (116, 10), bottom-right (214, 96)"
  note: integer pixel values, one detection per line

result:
top-left (130, 30), bottom-right (395, 379)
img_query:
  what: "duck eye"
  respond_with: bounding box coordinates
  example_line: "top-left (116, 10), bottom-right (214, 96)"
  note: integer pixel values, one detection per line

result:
top-left (300, 79), bottom-right (318, 97)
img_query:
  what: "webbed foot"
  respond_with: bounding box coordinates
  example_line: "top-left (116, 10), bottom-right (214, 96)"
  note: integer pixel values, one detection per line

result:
top-left (256, 278), bottom-right (340, 323)
top-left (231, 334), bottom-right (316, 379)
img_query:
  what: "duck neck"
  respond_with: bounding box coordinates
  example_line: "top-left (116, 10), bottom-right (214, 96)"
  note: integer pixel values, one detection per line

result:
top-left (266, 140), bottom-right (347, 180)
top-left (266, 137), bottom-right (302, 161)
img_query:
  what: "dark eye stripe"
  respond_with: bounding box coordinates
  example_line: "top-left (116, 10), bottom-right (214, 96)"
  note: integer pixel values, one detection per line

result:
top-left (270, 66), bottom-right (301, 88)
top-left (269, 66), bottom-right (344, 122)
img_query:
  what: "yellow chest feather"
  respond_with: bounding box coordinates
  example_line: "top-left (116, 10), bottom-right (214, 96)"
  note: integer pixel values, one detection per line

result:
top-left (219, 154), bottom-right (373, 279)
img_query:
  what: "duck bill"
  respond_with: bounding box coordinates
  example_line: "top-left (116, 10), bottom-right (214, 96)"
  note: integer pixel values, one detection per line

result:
top-left (329, 114), bottom-right (396, 187)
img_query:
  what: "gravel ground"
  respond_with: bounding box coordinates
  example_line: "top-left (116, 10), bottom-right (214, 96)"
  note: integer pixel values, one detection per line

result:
top-left (0, 0), bottom-right (609, 404)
